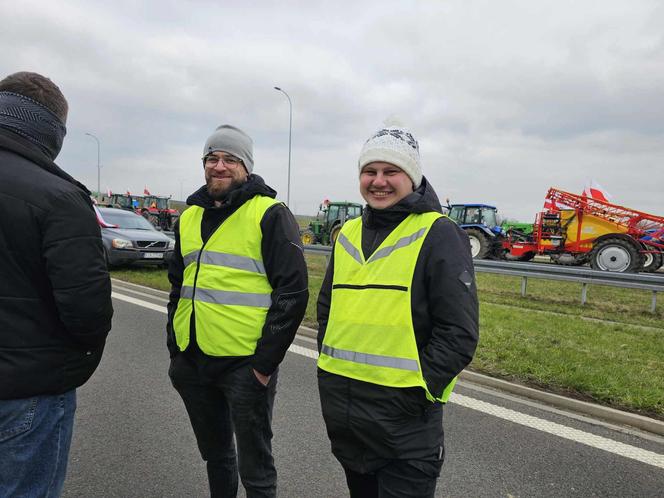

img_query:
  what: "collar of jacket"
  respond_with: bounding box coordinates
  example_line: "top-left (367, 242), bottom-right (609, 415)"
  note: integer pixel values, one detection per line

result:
top-left (363, 176), bottom-right (442, 230)
top-left (186, 174), bottom-right (277, 210)
top-left (0, 91), bottom-right (66, 160)
top-left (0, 128), bottom-right (90, 194)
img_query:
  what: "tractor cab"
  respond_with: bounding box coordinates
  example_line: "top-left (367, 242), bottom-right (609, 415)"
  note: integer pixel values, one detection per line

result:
top-left (447, 204), bottom-right (502, 235)
top-left (445, 202), bottom-right (504, 259)
top-left (301, 200), bottom-right (363, 246)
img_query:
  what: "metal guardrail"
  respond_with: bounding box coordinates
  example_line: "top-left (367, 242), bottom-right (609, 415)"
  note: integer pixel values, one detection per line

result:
top-left (303, 245), bottom-right (664, 313)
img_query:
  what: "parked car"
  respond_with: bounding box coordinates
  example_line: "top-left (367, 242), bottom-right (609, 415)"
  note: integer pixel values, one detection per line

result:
top-left (95, 207), bottom-right (175, 267)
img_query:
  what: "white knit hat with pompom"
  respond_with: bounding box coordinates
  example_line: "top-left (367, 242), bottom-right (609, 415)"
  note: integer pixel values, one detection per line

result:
top-left (358, 121), bottom-right (422, 188)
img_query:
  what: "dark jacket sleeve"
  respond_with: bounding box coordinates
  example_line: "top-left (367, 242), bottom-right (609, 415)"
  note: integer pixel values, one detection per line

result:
top-left (316, 249), bottom-right (335, 352)
top-left (42, 191), bottom-right (113, 348)
top-left (252, 204), bottom-right (309, 375)
top-left (417, 219), bottom-right (479, 399)
top-left (166, 218), bottom-right (183, 357)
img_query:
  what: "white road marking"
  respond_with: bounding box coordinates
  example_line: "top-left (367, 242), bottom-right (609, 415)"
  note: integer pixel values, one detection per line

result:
top-left (449, 394), bottom-right (664, 470)
top-left (113, 291), bottom-right (664, 470)
top-left (112, 292), bottom-right (167, 314)
top-left (287, 343), bottom-right (664, 470)
top-left (112, 286), bottom-right (169, 302)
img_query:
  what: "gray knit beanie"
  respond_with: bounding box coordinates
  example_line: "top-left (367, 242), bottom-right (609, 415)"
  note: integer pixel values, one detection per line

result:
top-left (358, 125), bottom-right (422, 188)
top-left (203, 124), bottom-right (254, 174)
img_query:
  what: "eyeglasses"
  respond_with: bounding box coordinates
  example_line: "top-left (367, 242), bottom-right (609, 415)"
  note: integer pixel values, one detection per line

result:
top-left (202, 154), bottom-right (243, 168)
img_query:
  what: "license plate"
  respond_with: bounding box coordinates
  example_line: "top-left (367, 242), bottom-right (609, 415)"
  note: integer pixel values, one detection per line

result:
top-left (143, 252), bottom-right (163, 259)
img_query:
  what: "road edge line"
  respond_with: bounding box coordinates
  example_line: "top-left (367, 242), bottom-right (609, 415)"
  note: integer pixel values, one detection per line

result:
top-left (296, 325), bottom-right (664, 437)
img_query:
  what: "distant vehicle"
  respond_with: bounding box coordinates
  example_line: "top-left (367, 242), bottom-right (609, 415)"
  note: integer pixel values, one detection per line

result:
top-left (98, 193), bottom-right (179, 231)
top-left (96, 207), bottom-right (175, 267)
top-left (445, 202), bottom-right (504, 259)
top-left (140, 195), bottom-right (180, 231)
top-left (502, 188), bottom-right (664, 272)
top-left (300, 200), bottom-right (363, 246)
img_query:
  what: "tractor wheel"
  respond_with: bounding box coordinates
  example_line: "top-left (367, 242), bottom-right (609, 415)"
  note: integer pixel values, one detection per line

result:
top-left (504, 251), bottom-right (535, 262)
top-left (641, 251), bottom-right (663, 273)
top-left (589, 238), bottom-right (643, 273)
top-left (550, 253), bottom-right (587, 266)
top-left (300, 230), bottom-right (316, 246)
top-left (465, 228), bottom-right (490, 259)
top-left (330, 226), bottom-right (342, 245)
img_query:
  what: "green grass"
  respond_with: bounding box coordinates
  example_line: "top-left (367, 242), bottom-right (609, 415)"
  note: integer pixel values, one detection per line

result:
top-left (475, 303), bottom-right (664, 418)
top-left (295, 214), bottom-right (314, 229)
top-left (112, 266), bottom-right (170, 291)
top-left (111, 257), bottom-right (664, 418)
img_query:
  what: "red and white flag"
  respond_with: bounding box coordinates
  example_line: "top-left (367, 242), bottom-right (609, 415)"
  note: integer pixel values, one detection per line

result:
top-left (543, 198), bottom-right (572, 211)
top-left (144, 186), bottom-right (151, 195)
top-left (582, 180), bottom-right (611, 203)
top-left (106, 188), bottom-right (112, 197)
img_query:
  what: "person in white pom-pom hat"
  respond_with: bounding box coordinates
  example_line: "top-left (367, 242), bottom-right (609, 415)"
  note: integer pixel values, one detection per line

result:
top-left (316, 122), bottom-right (479, 497)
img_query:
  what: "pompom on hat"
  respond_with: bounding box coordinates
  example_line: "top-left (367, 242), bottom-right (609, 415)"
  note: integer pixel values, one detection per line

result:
top-left (358, 124), bottom-right (422, 188)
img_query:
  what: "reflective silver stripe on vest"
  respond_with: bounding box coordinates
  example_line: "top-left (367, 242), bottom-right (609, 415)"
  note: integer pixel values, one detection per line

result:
top-left (200, 250), bottom-right (266, 274)
top-left (368, 227), bottom-right (428, 263)
top-left (183, 250), bottom-right (200, 268)
top-left (338, 233), bottom-right (363, 264)
top-left (321, 344), bottom-right (419, 372)
top-left (182, 250), bottom-right (265, 274)
top-left (181, 286), bottom-right (272, 307)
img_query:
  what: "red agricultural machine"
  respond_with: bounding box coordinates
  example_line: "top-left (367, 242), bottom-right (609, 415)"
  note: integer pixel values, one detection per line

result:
top-left (503, 188), bottom-right (664, 273)
top-left (98, 193), bottom-right (179, 231)
top-left (140, 195), bottom-right (180, 231)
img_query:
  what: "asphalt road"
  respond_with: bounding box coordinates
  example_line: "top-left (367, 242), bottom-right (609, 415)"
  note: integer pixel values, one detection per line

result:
top-left (62, 282), bottom-right (664, 497)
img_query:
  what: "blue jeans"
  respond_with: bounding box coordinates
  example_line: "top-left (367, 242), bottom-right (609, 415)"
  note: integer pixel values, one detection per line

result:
top-left (0, 390), bottom-right (76, 498)
top-left (170, 355), bottom-right (277, 498)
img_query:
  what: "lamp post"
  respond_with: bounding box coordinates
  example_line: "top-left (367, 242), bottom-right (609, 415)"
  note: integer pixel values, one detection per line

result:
top-left (273, 86), bottom-right (292, 207)
top-left (85, 132), bottom-right (101, 195)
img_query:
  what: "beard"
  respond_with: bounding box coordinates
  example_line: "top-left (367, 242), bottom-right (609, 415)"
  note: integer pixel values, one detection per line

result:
top-left (206, 175), bottom-right (246, 201)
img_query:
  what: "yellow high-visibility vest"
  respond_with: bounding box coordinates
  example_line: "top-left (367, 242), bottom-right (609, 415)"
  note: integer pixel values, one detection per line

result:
top-left (173, 195), bottom-right (279, 356)
top-left (318, 212), bottom-right (458, 402)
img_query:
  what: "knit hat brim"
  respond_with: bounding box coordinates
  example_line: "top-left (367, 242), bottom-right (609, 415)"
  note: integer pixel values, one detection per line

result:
top-left (359, 148), bottom-right (422, 188)
top-left (203, 125), bottom-right (254, 174)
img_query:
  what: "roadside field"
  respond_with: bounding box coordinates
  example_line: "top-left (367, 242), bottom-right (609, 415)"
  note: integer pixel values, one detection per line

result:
top-left (111, 254), bottom-right (664, 418)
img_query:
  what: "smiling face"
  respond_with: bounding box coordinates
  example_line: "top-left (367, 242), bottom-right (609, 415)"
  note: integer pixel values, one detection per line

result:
top-left (203, 151), bottom-right (248, 200)
top-left (359, 161), bottom-right (414, 209)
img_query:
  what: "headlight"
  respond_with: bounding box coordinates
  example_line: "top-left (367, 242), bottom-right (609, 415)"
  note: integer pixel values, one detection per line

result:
top-left (112, 238), bottom-right (133, 249)
top-left (168, 239), bottom-right (176, 249)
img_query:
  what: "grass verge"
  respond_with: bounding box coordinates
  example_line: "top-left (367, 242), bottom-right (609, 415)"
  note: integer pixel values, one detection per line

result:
top-left (111, 256), bottom-right (664, 418)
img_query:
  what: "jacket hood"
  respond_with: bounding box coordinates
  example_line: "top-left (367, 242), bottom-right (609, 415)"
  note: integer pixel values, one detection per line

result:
top-left (363, 176), bottom-right (442, 229)
top-left (187, 174), bottom-right (277, 209)
top-left (0, 128), bottom-right (90, 194)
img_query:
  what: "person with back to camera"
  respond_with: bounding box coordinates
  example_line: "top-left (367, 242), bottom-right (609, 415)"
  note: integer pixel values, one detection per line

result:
top-left (0, 71), bottom-right (113, 497)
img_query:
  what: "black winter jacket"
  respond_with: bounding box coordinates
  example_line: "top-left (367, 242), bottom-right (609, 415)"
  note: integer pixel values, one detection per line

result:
top-left (166, 175), bottom-right (308, 377)
top-left (0, 129), bottom-right (114, 400)
top-left (317, 177), bottom-right (479, 472)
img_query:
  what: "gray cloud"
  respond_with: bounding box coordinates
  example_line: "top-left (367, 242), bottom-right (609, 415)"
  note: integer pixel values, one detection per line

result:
top-left (1, 0), bottom-right (662, 220)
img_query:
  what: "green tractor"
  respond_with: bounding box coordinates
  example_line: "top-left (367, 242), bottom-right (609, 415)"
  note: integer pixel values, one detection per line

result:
top-left (301, 201), bottom-right (363, 246)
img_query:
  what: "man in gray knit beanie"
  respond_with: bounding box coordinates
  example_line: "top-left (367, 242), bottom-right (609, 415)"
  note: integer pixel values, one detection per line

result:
top-left (168, 122), bottom-right (308, 497)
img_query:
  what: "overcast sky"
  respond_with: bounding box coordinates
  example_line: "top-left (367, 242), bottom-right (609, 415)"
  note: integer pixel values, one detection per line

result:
top-left (3, 0), bottom-right (663, 220)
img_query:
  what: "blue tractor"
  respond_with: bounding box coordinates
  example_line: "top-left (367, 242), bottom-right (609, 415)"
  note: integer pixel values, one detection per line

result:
top-left (444, 203), bottom-right (505, 259)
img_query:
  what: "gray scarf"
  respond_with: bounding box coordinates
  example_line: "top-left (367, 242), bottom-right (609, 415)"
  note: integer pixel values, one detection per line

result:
top-left (0, 91), bottom-right (67, 160)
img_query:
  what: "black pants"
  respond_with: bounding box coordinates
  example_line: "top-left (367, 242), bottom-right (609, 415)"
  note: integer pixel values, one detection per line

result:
top-left (170, 355), bottom-right (278, 498)
top-left (344, 459), bottom-right (441, 498)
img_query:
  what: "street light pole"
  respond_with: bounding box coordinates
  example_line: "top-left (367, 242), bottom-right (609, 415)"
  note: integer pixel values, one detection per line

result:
top-left (85, 132), bottom-right (101, 195)
top-left (273, 86), bottom-right (292, 208)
